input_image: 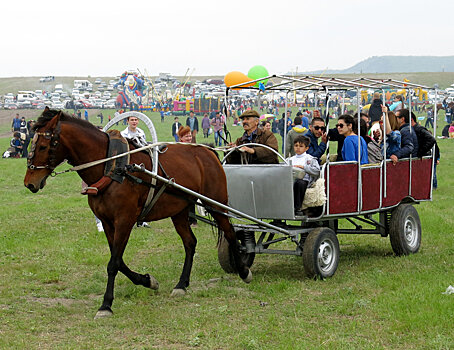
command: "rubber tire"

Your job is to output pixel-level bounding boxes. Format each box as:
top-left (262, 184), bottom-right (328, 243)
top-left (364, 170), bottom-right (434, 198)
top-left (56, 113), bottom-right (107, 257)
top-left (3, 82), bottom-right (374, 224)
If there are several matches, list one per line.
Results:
top-left (218, 232), bottom-right (255, 274)
top-left (389, 204), bottom-right (421, 256)
top-left (302, 227), bottom-right (340, 279)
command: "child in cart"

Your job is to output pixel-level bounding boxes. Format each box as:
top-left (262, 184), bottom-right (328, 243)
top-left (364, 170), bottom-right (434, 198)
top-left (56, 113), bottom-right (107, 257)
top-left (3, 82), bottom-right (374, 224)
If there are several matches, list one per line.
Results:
top-left (287, 135), bottom-right (320, 216)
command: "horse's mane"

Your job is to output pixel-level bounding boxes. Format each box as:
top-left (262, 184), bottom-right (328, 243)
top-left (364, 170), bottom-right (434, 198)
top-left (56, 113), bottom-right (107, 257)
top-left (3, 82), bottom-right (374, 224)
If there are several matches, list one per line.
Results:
top-left (33, 109), bottom-right (101, 133)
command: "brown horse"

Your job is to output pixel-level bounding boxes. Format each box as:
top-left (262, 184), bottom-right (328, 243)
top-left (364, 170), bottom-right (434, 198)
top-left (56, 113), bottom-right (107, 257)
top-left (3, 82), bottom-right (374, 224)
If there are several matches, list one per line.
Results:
top-left (24, 108), bottom-right (252, 318)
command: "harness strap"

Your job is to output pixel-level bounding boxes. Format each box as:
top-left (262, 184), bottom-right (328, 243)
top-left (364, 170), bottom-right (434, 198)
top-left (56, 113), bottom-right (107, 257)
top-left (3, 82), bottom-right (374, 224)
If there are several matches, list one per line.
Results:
top-left (141, 146), bottom-right (158, 220)
top-left (81, 176), bottom-right (113, 195)
top-left (137, 182), bottom-right (169, 222)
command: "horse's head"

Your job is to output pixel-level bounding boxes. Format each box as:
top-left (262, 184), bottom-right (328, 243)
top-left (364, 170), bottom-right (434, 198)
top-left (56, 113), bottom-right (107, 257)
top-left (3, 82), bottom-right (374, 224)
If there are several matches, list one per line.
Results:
top-left (24, 108), bottom-right (65, 193)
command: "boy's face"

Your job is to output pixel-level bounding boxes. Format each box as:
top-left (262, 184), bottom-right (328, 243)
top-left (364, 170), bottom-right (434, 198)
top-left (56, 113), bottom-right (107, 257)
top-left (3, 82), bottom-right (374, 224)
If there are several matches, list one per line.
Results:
top-left (294, 142), bottom-right (309, 155)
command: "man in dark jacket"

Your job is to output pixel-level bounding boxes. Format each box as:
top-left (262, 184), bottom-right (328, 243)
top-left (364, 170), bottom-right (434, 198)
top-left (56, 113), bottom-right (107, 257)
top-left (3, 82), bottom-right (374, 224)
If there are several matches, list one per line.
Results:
top-left (228, 110), bottom-right (278, 164)
top-left (185, 111), bottom-right (199, 143)
top-left (390, 109), bottom-right (419, 165)
top-left (410, 112), bottom-right (436, 158)
top-left (306, 117), bottom-right (327, 161)
top-left (368, 92), bottom-right (383, 124)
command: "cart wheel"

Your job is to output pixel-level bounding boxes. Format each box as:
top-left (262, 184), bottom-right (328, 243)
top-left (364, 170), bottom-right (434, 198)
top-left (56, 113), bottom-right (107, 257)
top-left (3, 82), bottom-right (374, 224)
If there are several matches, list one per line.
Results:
top-left (302, 227), bottom-right (339, 279)
top-left (218, 231), bottom-right (255, 274)
top-left (389, 204), bottom-right (421, 256)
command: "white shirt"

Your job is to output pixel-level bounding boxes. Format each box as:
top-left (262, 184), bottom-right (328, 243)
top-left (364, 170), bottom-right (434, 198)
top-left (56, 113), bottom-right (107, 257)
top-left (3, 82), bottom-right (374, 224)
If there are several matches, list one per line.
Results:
top-left (287, 152), bottom-right (320, 185)
top-left (121, 126), bottom-right (147, 147)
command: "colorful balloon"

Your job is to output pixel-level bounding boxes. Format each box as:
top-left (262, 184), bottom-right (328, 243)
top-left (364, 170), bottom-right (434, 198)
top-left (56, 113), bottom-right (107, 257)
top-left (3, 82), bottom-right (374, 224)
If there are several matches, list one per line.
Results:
top-left (247, 65), bottom-right (269, 87)
top-left (224, 71), bottom-right (254, 89)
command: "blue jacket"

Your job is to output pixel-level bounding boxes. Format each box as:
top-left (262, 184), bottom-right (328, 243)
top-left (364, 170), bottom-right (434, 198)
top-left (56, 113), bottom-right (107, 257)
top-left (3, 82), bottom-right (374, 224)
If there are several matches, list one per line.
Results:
top-left (12, 118), bottom-right (21, 130)
top-left (342, 135), bottom-right (368, 164)
top-left (393, 123), bottom-right (418, 159)
top-left (306, 130), bottom-right (326, 159)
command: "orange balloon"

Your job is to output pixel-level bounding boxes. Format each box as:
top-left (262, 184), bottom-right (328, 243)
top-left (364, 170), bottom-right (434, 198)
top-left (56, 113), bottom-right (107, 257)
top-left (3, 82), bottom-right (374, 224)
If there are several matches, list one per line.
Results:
top-left (224, 71), bottom-right (254, 89)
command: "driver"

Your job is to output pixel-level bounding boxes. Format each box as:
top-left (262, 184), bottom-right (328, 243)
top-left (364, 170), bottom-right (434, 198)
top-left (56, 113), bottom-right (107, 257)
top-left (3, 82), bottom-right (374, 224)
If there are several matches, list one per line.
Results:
top-left (229, 110), bottom-right (279, 164)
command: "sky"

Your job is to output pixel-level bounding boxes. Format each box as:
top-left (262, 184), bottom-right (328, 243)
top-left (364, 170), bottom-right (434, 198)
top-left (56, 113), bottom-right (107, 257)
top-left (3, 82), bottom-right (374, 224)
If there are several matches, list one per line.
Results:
top-left (2, 0), bottom-right (453, 78)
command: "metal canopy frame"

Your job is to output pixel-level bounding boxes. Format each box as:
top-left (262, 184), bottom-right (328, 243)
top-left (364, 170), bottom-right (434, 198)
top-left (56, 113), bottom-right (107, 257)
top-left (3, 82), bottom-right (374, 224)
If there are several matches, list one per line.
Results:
top-left (226, 74), bottom-right (435, 94)
top-left (225, 73), bottom-right (438, 217)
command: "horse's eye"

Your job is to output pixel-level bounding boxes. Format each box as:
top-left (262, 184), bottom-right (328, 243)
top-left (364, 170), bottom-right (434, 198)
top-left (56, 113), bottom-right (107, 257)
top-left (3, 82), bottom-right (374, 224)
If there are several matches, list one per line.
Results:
top-left (39, 145), bottom-right (47, 151)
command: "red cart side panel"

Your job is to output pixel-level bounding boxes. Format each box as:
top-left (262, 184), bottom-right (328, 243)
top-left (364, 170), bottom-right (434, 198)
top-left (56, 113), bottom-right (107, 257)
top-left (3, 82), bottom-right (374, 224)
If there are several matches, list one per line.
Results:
top-left (361, 167), bottom-right (381, 211)
top-left (328, 163), bottom-right (358, 214)
top-left (411, 158), bottom-right (432, 200)
top-left (382, 160), bottom-right (410, 207)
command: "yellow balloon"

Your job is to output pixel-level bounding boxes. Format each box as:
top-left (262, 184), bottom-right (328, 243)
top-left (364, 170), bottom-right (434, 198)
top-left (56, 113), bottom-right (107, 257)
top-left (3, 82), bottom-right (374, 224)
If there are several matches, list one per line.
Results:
top-left (224, 71), bottom-right (254, 89)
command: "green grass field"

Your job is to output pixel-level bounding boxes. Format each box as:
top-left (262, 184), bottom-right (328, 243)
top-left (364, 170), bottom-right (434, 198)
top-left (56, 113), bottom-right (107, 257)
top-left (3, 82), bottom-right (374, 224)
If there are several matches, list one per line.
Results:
top-left (1, 110), bottom-right (453, 349)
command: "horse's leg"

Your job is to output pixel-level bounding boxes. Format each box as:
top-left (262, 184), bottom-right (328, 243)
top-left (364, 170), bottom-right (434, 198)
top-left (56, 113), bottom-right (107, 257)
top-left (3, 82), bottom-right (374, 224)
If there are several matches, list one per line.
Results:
top-left (119, 260), bottom-right (159, 290)
top-left (95, 221), bottom-right (134, 319)
top-left (170, 209), bottom-right (197, 296)
top-left (210, 211), bottom-right (252, 283)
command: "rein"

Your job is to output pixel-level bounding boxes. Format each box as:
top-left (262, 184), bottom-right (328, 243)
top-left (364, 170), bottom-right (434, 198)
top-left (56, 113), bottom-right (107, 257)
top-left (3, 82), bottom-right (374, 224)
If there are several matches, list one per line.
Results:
top-left (50, 141), bottom-right (231, 177)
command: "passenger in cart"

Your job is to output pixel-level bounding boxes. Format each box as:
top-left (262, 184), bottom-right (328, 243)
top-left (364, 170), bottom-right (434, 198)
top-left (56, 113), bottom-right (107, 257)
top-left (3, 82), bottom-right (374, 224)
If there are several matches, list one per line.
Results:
top-left (390, 109), bottom-right (419, 165)
top-left (286, 135), bottom-right (320, 216)
top-left (306, 117), bottom-right (327, 162)
top-left (336, 114), bottom-right (368, 164)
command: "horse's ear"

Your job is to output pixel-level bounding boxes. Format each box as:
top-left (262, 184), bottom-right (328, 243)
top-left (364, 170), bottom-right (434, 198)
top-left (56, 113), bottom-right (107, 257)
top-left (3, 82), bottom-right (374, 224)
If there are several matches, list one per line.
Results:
top-left (47, 111), bottom-right (62, 129)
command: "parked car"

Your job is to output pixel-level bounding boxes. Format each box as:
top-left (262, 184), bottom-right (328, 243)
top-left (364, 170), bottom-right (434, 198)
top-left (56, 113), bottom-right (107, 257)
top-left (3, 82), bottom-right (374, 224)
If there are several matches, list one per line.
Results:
top-left (52, 101), bottom-right (65, 109)
top-left (76, 99), bottom-right (93, 108)
top-left (104, 100), bottom-right (116, 109)
top-left (17, 100), bottom-right (32, 109)
top-left (94, 78), bottom-right (102, 84)
top-left (92, 99), bottom-right (104, 108)
top-left (39, 76), bottom-right (54, 82)
top-left (5, 103), bottom-right (18, 109)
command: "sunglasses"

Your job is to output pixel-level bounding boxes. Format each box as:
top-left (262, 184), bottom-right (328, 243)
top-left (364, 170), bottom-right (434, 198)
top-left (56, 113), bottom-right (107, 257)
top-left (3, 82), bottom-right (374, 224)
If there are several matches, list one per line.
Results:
top-left (313, 126), bottom-right (326, 131)
top-left (336, 123), bottom-right (346, 128)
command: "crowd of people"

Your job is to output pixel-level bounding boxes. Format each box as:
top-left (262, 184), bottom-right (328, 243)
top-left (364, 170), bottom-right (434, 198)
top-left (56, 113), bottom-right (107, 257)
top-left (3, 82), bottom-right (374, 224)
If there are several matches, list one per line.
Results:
top-left (7, 96), bottom-right (442, 222)
top-left (4, 113), bottom-right (35, 158)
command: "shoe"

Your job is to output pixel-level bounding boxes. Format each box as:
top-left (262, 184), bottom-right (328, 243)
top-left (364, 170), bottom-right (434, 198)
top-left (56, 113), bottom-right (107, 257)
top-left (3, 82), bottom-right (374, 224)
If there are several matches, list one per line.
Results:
top-left (190, 222), bottom-right (198, 228)
top-left (96, 222), bottom-right (104, 232)
top-left (294, 210), bottom-right (304, 217)
top-left (137, 222), bottom-right (151, 228)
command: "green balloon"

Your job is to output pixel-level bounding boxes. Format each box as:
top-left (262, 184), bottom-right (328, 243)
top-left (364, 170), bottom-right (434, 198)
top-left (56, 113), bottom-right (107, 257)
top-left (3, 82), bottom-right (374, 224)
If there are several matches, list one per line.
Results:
top-left (247, 65), bottom-right (269, 87)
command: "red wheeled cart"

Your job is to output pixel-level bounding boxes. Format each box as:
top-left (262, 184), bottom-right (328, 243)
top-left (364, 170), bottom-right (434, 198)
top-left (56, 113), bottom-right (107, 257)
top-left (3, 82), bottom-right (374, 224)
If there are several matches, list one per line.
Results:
top-left (211, 76), bottom-right (437, 278)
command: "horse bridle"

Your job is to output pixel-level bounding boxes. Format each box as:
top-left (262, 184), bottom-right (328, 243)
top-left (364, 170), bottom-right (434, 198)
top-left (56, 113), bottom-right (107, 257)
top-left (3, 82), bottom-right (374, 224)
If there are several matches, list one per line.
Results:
top-left (27, 120), bottom-right (61, 172)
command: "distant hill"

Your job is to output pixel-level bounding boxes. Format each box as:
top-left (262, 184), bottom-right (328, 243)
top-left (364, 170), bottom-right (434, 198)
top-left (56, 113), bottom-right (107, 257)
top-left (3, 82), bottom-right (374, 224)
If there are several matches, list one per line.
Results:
top-left (302, 56), bottom-right (454, 74)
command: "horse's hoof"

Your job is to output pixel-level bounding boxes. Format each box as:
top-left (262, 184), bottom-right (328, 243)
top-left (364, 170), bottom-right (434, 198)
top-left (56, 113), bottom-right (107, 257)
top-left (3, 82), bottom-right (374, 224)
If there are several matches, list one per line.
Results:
top-left (170, 288), bottom-right (186, 297)
top-left (94, 309), bottom-right (113, 319)
top-left (242, 269), bottom-right (253, 284)
top-left (146, 274), bottom-right (159, 290)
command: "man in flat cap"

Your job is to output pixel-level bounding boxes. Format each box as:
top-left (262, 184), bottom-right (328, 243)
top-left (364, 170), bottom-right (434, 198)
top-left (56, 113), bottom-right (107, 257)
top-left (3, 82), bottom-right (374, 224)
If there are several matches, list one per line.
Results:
top-left (227, 110), bottom-right (279, 164)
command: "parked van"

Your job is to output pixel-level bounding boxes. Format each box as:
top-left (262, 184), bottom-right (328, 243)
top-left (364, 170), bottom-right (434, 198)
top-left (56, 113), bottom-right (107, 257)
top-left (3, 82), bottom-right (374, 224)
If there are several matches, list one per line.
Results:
top-left (17, 91), bottom-right (37, 102)
top-left (55, 84), bottom-right (63, 93)
top-left (74, 80), bottom-right (91, 90)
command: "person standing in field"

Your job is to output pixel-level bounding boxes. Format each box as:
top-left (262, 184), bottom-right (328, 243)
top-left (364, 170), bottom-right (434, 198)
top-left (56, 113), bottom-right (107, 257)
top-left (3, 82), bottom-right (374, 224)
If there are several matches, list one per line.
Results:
top-left (185, 111), bottom-right (199, 143)
top-left (201, 113), bottom-right (211, 138)
top-left (171, 117), bottom-right (182, 142)
top-left (211, 112), bottom-right (225, 146)
top-left (11, 113), bottom-right (21, 132)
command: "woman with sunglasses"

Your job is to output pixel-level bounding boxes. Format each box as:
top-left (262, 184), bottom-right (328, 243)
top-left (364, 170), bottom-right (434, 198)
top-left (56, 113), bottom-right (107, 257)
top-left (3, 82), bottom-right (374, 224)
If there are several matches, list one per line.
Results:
top-left (336, 114), bottom-right (368, 165)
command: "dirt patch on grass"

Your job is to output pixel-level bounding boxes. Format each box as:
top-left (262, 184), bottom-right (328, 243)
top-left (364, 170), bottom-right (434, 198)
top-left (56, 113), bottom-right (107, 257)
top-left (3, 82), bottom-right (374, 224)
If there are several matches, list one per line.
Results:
top-left (24, 294), bottom-right (100, 308)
